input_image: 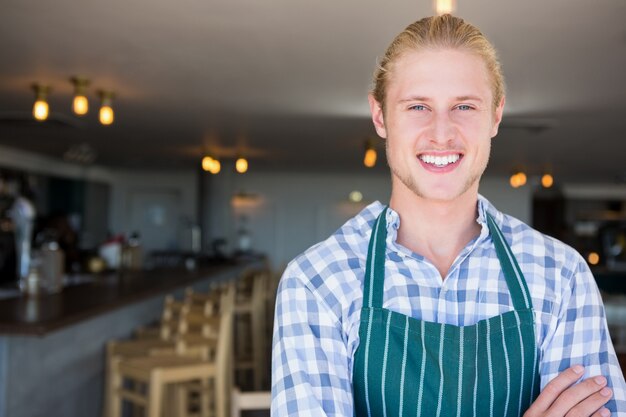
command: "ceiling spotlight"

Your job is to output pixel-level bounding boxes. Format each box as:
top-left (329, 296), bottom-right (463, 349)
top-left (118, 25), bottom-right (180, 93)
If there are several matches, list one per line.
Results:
top-left (32, 84), bottom-right (50, 121)
top-left (434, 0), bottom-right (456, 15)
top-left (363, 139), bottom-right (377, 168)
top-left (235, 157), bottom-right (248, 174)
top-left (70, 77), bottom-right (90, 116)
top-left (98, 90), bottom-right (115, 125)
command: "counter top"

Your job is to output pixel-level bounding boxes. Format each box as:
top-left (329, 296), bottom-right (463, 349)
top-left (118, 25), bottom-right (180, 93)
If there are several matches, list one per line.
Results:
top-left (0, 260), bottom-right (260, 336)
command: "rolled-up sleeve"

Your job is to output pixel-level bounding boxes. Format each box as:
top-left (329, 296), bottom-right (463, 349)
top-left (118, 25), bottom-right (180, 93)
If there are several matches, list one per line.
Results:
top-left (539, 255), bottom-right (626, 414)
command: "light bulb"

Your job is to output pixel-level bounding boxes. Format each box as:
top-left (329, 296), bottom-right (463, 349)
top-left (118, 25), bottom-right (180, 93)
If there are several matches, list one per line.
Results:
top-left (541, 174), bottom-right (554, 188)
top-left (71, 77), bottom-right (90, 116)
top-left (510, 174), bottom-right (520, 188)
top-left (33, 100), bottom-right (49, 121)
top-left (235, 158), bottom-right (248, 174)
top-left (364, 148), bottom-right (377, 168)
top-left (202, 156), bottom-right (214, 172)
top-left (349, 191), bottom-right (363, 203)
top-left (517, 172), bottom-right (527, 186)
top-left (434, 0), bottom-right (455, 15)
top-left (32, 84), bottom-right (50, 121)
top-left (98, 90), bottom-right (115, 125)
top-left (73, 95), bottom-right (88, 115)
top-left (587, 252), bottom-right (600, 266)
top-left (209, 159), bottom-right (221, 174)
top-left (99, 105), bottom-right (114, 125)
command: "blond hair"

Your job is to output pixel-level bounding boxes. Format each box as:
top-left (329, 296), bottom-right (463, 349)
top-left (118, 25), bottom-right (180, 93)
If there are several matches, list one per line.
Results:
top-left (372, 14), bottom-right (505, 111)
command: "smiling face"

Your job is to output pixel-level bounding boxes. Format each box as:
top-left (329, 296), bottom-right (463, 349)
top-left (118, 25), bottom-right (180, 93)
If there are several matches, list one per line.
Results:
top-left (369, 48), bottom-right (505, 204)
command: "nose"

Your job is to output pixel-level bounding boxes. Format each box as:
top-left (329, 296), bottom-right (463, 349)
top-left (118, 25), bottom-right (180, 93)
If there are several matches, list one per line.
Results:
top-left (429, 111), bottom-right (455, 145)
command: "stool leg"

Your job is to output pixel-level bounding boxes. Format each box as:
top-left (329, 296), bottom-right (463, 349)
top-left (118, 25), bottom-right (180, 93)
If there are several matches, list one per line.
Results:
top-left (110, 363), bottom-right (122, 417)
top-left (148, 374), bottom-right (163, 417)
top-left (200, 378), bottom-right (210, 417)
top-left (174, 384), bottom-right (187, 417)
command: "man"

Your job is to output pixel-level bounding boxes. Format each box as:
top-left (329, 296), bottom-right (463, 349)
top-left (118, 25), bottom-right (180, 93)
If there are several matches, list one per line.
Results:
top-left (271, 14), bottom-right (626, 416)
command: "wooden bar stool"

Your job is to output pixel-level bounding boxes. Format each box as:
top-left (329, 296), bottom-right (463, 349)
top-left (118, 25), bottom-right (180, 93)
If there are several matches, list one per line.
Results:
top-left (104, 289), bottom-right (220, 417)
top-left (111, 284), bottom-right (235, 417)
top-left (233, 269), bottom-right (269, 391)
top-left (230, 387), bottom-right (271, 417)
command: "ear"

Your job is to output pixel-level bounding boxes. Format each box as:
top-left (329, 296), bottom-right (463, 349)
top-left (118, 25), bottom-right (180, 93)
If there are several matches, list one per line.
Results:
top-left (368, 94), bottom-right (387, 139)
top-left (490, 96), bottom-right (506, 138)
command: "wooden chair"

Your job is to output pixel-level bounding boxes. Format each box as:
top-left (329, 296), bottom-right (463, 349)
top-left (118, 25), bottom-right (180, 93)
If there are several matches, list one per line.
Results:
top-left (111, 284), bottom-right (235, 417)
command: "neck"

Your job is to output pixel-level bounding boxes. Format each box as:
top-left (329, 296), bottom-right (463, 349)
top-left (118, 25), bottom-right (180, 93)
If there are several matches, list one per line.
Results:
top-left (389, 183), bottom-right (481, 279)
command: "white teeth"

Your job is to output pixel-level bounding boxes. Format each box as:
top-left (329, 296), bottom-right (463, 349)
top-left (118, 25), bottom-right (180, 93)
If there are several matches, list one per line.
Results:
top-left (419, 154), bottom-right (460, 167)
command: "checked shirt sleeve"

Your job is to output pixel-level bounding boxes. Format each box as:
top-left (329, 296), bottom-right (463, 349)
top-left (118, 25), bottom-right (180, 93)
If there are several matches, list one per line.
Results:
top-left (539, 254), bottom-right (626, 415)
top-left (271, 273), bottom-right (354, 417)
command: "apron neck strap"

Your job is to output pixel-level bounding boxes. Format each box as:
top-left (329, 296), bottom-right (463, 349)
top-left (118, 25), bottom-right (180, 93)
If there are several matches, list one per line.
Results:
top-left (363, 207), bottom-right (388, 309)
top-left (486, 213), bottom-right (534, 311)
top-left (363, 208), bottom-right (533, 312)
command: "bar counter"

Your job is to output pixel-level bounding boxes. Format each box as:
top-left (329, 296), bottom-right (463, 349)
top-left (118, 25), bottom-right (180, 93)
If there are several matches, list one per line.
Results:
top-left (0, 259), bottom-right (264, 417)
top-left (0, 261), bottom-right (257, 336)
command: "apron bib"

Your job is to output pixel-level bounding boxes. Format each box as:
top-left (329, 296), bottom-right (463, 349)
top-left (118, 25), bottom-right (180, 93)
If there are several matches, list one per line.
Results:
top-left (352, 208), bottom-right (540, 417)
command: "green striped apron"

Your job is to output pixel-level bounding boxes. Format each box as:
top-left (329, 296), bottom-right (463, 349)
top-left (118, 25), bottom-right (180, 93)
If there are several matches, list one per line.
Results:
top-left (353, 208), bottom-right (540, 417)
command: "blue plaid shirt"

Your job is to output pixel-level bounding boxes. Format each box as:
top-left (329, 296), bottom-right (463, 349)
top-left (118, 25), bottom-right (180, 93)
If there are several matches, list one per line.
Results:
top-left (271, 196), bottom-right (626, 416)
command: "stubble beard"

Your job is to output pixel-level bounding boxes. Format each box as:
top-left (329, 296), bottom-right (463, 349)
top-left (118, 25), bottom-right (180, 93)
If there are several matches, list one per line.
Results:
top-left (387, 144), bottom-right (489, 202)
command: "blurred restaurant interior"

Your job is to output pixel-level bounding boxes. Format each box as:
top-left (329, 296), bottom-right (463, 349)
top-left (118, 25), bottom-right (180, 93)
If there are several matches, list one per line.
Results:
top-left (1, 0), bottom-right (626, 416)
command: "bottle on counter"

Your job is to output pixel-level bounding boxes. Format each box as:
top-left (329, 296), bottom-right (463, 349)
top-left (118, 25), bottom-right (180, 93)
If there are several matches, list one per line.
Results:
top-left (40, 241), bottom-right (65, 293)
top-left (237, 215), bottom-right (252, 254)
top-left (122, 231), bottom-right (143, 270)
top-left (99, 234), bottom-right (123, 270)
top-left (20, 254), bottom-right (42, 297)
top-left (10, 195), bottom-right (36, 287)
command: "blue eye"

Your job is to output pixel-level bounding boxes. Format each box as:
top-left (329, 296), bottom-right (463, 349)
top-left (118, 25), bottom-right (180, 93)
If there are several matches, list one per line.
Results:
top-left (457, 105), bottom-right (472, 111)
top-left (409, 104), bottom-right (427, 111)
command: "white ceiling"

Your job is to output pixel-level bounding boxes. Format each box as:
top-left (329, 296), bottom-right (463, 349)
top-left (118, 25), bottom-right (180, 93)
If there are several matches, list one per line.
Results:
top-left (1, 0), bottom-right (625, 183)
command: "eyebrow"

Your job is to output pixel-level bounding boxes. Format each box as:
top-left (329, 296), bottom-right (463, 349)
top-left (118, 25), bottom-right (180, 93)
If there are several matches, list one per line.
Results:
top-left (398, 95), bottom-right (484, 103)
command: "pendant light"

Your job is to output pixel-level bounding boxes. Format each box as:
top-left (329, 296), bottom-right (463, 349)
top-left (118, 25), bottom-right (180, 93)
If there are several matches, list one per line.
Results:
top-left (70, 77), bottom-right (90, 116)
top-left (32, 84), bottom-right (50, 121)
top-left (235, 157), bottom-right (248, 174)
top-left (363, 139), bottom-right (377, 168)
top-left (541, 173), bottom-right (554, 188)
top-left (202, 156), bottom-right (221, 174)
top-left (98, 90), bottom-right (115, 125)
top-left (434, 0), bottom-right (456, 15)
top-left (509, 171), bottom-right (527, 188)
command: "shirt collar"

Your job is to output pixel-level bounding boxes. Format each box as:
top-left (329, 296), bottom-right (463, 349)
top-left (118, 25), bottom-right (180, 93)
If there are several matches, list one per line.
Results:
top-left (369, 194), bottom-right (504, 248)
